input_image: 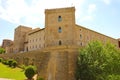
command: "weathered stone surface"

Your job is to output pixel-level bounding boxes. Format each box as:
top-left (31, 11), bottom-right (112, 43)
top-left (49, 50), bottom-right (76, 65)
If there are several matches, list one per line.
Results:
top-left (0, 47), bottom-right (78, 80)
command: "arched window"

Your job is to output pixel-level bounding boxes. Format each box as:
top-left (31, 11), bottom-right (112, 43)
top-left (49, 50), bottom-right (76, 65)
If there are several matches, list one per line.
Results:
top-left (59, 40), bottom-right (62, 45)
top-left (58, 27), bottom-right (62, 33)
top-left (80, 34), bottom-right (82, 39)
top-left (58, 16), bottom-right (62, 22)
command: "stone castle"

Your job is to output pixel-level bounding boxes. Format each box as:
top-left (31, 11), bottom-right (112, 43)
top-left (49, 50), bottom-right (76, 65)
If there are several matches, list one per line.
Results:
top-left (1, 7), bottom-right (120, 53)
top-left (1, 7), bottom-right (120, 80)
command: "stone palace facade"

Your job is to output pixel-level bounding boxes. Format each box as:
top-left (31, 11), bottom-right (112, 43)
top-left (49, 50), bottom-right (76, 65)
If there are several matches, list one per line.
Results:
top-left (2, 7), bottom-right (120, 53)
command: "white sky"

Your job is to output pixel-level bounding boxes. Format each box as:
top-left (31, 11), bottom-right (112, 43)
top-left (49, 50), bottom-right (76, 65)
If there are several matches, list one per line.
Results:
top-left (0, 0), bottom-right (94, 28)
top-left (0, 0), bottom-right (120, 45)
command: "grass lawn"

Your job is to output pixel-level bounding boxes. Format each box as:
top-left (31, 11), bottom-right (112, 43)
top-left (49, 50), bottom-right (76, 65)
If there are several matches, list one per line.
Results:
top-left (0, 63), bottom-right (26, 80)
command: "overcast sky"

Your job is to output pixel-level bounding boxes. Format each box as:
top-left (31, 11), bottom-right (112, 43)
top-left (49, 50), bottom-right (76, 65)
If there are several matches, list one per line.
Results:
top-left (0, 0), bottom-right (120, 45)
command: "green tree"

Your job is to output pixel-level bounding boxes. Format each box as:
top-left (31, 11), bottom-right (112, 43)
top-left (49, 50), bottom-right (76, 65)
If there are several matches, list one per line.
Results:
top-left (76, 41), bottom-right (120, 80)
top-left (24, 65), bottom-right (36, 80)
top-left (0, 48), bottom-right (5, 54)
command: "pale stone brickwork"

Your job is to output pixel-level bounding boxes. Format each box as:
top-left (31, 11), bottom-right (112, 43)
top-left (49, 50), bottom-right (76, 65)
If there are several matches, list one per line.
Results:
top-left (13, 25), bottom-right (32, 53)
top-left (75, 25), bottom-right (118, 47)
top-left (6, 42), bottom-right (14, 53)
top-left (3, 7), bottom-right (119, 53)
top-left (2, 39), bottom-right (13, 53)
top-left (45, 7), bottom-right (76, 47)
top-left (2, 39), bottom-right (13, 49)
top-left (27, 28), bottom-right (45, 51)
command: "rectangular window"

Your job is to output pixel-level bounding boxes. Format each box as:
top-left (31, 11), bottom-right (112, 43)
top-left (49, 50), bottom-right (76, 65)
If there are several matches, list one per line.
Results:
top-left (59, 40), bottom-right (62, 45)
top-left (80, 42), bottom-right (82, 46)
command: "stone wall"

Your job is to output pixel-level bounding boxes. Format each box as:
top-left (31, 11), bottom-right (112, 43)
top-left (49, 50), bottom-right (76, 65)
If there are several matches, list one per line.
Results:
top-left (0, 47), bottom-right (79, 80)
top-left (0, 50), bottom-right (51, 79)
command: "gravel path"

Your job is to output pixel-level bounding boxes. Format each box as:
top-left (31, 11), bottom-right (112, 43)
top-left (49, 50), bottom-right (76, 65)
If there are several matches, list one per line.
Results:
top-left (0, 78), bottom-right (14, 80)
top-left (0, 74), bottom-right (37, 80)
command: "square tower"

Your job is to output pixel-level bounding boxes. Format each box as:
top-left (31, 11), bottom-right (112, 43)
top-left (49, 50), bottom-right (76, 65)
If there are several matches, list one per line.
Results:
top-left (14, 25), bottom-right (32, 53)
top-left (45, 7), bottom-right (76, 47)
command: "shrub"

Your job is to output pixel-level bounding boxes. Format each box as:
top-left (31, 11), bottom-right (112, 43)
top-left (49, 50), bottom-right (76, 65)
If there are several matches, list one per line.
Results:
top-left (24, 65), bottom-right (36, 80)
top-left (1, 59), bottom-right (18, 68)
top-left (0, 58), bottom-right (3, 62)
top-left (2, 60), bottom-right (8, 65)
top-left (12, 61), bottom-right (17, 68)
top-left (0, 48), bottom-right (5, 54)
top-left (8, 59), bottom-right (13, 67)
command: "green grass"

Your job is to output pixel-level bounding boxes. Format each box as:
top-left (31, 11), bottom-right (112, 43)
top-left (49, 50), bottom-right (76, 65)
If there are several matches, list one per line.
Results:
top-left (0, 63), bottom-right (26, 80)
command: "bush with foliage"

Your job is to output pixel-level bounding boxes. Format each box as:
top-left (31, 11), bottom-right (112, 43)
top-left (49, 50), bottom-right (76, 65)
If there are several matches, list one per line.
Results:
top-left (8, 59), bottom-right (14, 67)
top-left (0, 48), bottom-right (5, 54)
top-left (12, 60), bottom-right (17, 68)
top-left (0, 58), bottom-right (3, 62)
top-left (24, 65), bottom-right (37, 80)
top-left (76, 41), bottom-right (120, 80)
top-left (2, 60), bottom-right (8, 65)
top-left (0, 58), bottom-right (18, 68)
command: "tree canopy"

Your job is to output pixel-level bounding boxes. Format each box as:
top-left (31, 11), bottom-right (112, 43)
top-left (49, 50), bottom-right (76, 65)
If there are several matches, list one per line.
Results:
top-left (76, 41), bottom-right (120, 80)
